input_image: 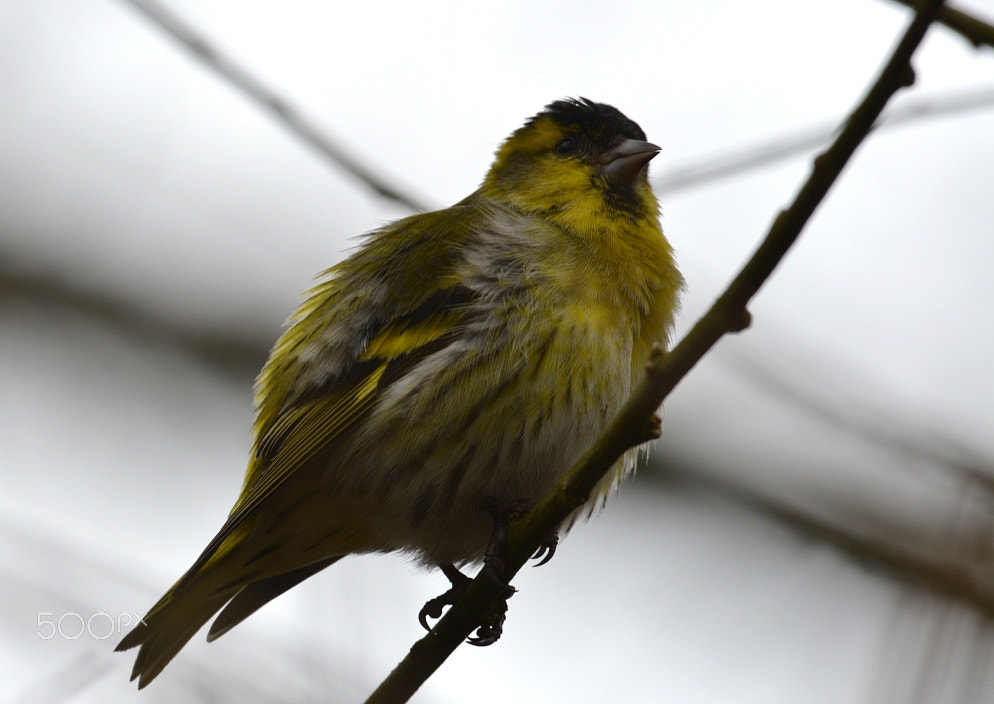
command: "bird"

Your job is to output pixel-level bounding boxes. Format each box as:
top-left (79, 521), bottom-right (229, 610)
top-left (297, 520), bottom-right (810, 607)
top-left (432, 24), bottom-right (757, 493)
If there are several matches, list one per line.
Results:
top-left (117, 97), bottom-right (683, 688)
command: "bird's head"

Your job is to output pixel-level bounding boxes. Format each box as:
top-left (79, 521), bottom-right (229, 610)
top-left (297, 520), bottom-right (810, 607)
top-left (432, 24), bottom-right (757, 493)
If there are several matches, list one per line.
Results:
top-left (481, 98), bottom-right (660, 229)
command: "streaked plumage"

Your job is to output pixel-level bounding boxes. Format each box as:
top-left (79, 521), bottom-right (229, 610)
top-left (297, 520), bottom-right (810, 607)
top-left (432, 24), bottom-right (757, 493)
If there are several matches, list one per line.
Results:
top-left (118, 98), bottom-right (682, 687)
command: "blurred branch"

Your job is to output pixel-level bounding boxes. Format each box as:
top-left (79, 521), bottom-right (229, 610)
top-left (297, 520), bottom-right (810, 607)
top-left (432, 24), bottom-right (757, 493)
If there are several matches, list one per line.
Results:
top-left (655, 86), bottom-right (994, 193)
top-left (12, 6), bottom-right (988, 368)
top-left (884, 0), bottom-right (994, 48)
top-left (658, 465), bottom-right (994, 621)
top-left (116, 0), bottom-right (431, 212)
top-left (730, 348), bottom-right (994, 503)
top-left (0, 261), bottom-right (267, 381)
top-left (364, 1), bottom-right (948, 702)
top-left (663, 459), bottom-right (994, 703)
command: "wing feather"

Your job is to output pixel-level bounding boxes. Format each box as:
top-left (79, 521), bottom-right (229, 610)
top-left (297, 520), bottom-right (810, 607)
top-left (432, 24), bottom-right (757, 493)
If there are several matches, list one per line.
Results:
top-left (177, 203), bottom-right (486, 578)
top-left (190, 283), bottom-right (478, 574)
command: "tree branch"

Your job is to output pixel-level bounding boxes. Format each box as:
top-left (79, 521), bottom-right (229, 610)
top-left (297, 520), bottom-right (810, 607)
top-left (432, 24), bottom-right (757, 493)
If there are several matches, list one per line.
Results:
top-left (116, 0), bottom-right (431, 212)
top-left (363, 0), bottom-right (948, 702)
top-left (885, 0), bottom-right (994, 49)
top-left (655, 86), bottom-right (994, 194)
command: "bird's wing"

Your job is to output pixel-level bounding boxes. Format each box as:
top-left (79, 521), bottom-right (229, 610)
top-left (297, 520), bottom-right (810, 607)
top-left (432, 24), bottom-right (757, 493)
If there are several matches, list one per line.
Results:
top-left (234, 286), bottom-right (474, 525)
top-left (187, 208), bottom-right (482, 575)
top-left (115, 273), bottom-right (479, 683)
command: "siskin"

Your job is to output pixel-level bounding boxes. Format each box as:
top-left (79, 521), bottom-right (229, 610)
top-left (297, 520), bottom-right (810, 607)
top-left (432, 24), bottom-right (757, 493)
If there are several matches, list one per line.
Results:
top-left (118, 97), bottom-right (683, 687)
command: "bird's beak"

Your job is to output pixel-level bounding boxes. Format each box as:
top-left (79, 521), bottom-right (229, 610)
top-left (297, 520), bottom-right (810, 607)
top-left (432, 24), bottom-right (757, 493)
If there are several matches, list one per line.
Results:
top-left (596, 139), bottom-right (661, 184)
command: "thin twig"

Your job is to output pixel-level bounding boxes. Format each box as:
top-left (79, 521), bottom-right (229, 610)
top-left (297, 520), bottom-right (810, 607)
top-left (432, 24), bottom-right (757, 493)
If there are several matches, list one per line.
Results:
top-left (885, 0), bottom-right (994, 49)
top-left (363, 1), bottom-right (948, 702)
top-left (662, 467), bottom-right (994, 621)
top-left (656, 86), bottom-right (994, 193)
top-left (116, 0), bottom-right (431, 212)
top-left (0, 264), bottom-right (267, 380)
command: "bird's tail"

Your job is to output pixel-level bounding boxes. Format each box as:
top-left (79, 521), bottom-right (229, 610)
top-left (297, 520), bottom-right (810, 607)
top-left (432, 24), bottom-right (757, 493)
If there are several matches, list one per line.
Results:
top-left (116, 579), bottom-right (232, 689)
top-left (117, 555), bottom-right (343, 688)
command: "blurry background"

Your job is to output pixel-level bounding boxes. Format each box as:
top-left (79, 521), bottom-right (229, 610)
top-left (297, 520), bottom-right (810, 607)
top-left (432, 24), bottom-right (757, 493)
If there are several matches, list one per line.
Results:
top-left (2, 0), bottom-right (994, 702)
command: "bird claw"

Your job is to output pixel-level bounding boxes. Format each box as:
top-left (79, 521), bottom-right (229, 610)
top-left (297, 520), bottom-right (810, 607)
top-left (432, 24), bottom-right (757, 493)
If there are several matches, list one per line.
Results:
top-left (467, 598), bottom-right (508, 646)
top-left (419, 564), bottom-right (472, 631)
top-left (418, 563), bottom-right (514, 647)
top-left (531, 532), bottom-right (559, 567)
top-left (467, 621), bottom-right (503, 646)
top-left (418, 594), bottom-right (451, 631)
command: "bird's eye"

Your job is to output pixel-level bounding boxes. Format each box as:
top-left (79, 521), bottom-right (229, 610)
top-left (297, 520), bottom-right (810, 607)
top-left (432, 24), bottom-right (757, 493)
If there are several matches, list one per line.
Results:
top-left (555, 137), bottom-right (576, 156)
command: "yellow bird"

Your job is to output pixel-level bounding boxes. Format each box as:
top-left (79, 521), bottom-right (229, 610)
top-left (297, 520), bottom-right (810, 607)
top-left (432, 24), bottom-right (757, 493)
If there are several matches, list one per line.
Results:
top-left (118, 98), bottom-right (683, 687)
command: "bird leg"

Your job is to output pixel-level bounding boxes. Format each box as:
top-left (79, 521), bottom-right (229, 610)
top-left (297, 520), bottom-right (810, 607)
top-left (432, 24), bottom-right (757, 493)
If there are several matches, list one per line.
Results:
top-left (482, 498), bottom-right (560, 574)
top-left (465, 500), bottom-right (559, 646)
top-left (418, 501), bottom-right (561, 645)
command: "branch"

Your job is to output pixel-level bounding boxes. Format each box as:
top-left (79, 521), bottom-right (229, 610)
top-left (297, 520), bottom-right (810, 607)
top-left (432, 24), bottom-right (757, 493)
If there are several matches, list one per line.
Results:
top-left (0, 262), bottom-right (267, 380)
top-left (885, 0), bottom-right (994, 49)
top-left (655, 86), bottom-right (994, 194)
top-left (363, 0), bottom-right (948, 702)
top-left (659, 0), bottom-right (994, 194)
top-left (116, 0), bottom-right (431, 212)
top-left (661, 466), bottom-right (994, 621)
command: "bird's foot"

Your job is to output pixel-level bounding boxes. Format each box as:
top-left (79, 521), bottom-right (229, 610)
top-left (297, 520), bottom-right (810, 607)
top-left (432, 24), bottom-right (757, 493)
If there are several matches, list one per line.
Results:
top-left (419, 500), bottom-right (559, 645)
top-left (418, 563), bottom-right (514, 646)
top-left (418, 563), bottom-right (471, 631)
